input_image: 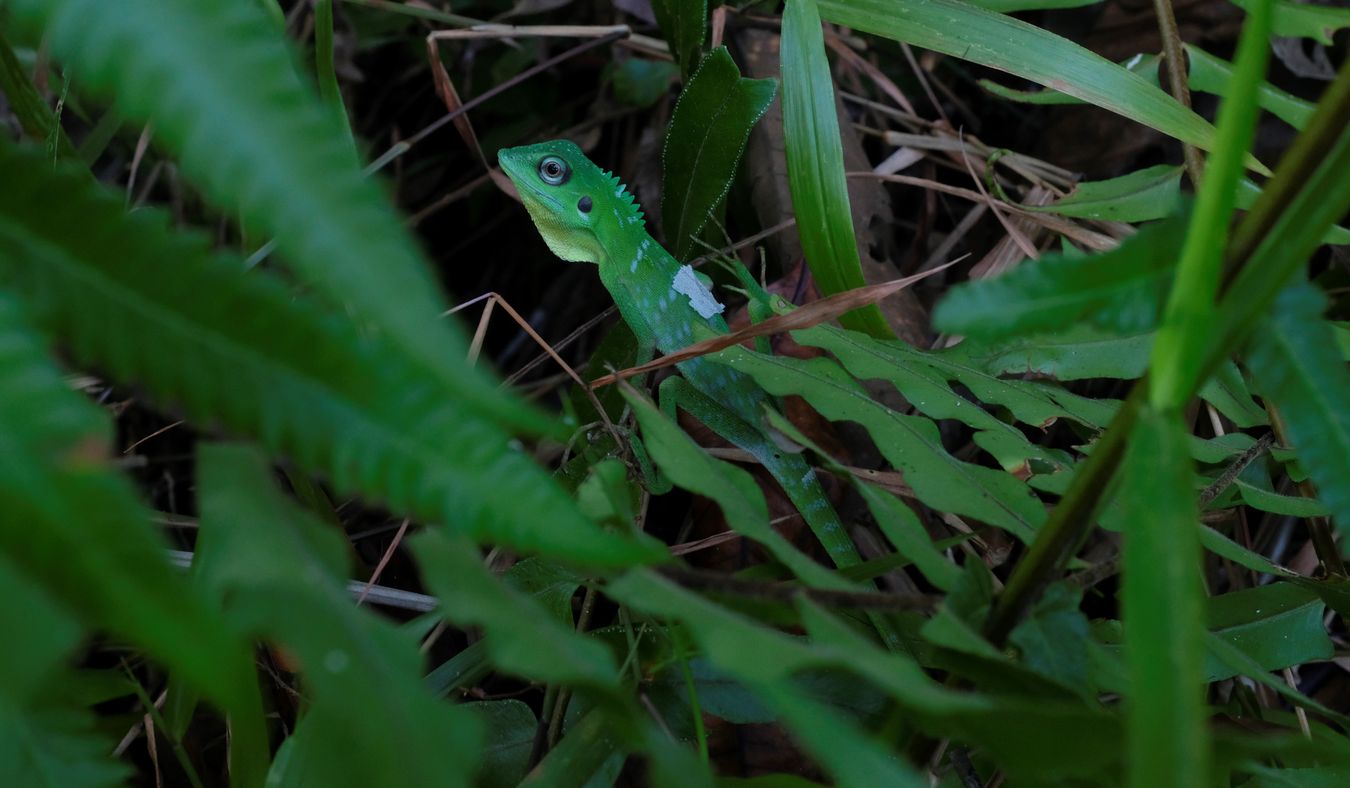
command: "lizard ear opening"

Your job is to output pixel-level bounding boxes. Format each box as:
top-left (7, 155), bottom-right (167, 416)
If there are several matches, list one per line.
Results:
top-left (577, 196), bottom-right (592, 214)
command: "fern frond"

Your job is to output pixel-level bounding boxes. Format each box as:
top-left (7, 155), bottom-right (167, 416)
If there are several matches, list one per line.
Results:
top-left (0, 294), bottom-right (254, 712)
top-left (0, 142), bottom-right (660, 568)
top-left (6, 0), bottom-right (554, 436)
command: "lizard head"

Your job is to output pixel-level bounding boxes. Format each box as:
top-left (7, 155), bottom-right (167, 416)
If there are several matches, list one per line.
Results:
top-left (498, 140), bottom-right (643, 265)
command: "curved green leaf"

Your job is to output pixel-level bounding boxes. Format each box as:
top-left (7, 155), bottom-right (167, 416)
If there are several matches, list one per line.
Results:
top-left (1033, 165), bottom-right (1183, 223)
top-left (650, 0), bottom-right (707, 76)
top-left (0, 143), bottom-right (661, 567)
top-left (817, 0), bottom-right (1223, 156)
top-left (197, 443), bottom-right (481, 788)
top-left (7, 0), bottom-right (553, 436)
top-left (1232, 0), bottom-right (1350, 45)
top-left (663, 47), bottom-right (777, 261)
top-left (781, 0), bottom-right (892, 337)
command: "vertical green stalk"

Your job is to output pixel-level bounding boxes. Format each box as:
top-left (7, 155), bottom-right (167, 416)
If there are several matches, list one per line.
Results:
top-left (1149, 0), bottom-right (1273, 409)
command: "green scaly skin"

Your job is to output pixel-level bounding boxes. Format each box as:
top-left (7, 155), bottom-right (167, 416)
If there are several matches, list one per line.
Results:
top-left (499, 140), bottom-right (867, 577)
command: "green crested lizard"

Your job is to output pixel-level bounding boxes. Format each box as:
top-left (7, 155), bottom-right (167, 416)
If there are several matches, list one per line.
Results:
top-left (498, 140), bottom-right (869, 578)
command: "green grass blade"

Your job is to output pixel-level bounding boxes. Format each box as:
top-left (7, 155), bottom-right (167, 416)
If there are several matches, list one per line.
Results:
top-left (1231, 0), bottom-right (1350, 45)
top-left (6, 0), bottom-right (554, 436)
top-left (1149, 0), bottom-right (1274, 409)
top-left (1120, 407), bottom-right (1208, 787)
top-left (817, 0), bottom-right (1226, 159)
top-left (0, 143), bottom-right (660, 566)
top-left (0, 31), bottom-right (76, 159)
top-left (781, 0), bottom-right (891, 337)
top-left (196, 443), bottom-right (483, 788)
top-left (1246, 283), bottom-right (1350, 532)
top-left (662, 47), bottom-right (776, 261)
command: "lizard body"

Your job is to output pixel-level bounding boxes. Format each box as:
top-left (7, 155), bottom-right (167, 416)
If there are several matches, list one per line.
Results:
top-left (499, 140), bottom-right (862, 572)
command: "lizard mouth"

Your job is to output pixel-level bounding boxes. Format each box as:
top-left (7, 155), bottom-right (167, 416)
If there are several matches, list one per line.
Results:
top-left (497, 148), bottom-right (562, 213)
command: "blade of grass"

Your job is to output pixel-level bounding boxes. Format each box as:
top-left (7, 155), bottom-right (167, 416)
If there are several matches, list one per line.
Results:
top-left (781, 0), bottom-right (892, 337)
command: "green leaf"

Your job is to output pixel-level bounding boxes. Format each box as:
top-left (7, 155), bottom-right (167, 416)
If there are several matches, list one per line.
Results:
top-left (7, 0), bottom-right (552, 436)
top-left (1204, 583), bottom-right (1332, 682)
top-left (1120, 407), bottom-right (1209, 787)
top-left (781, 0), bottom-right (891, 337)
top-left (1031, 165), bottom-right (1183, 223)
top-left (1232, 0), bottom-right (1350, 45)
top-left (413, 530), bottom-right (621, 689)
top-left (503, 558), bottom-right (585, 627)
top-left (196, 443), bottom-right (482, 788)
top-left (462, 701), bottom-right (536, 788)
top-left (1246, 283), bottom-right (1350, 533)
top-left (662, 47), bottom-right (777, 261)
top-left (0, 703), bottom-right (127, 788)
top-left (0, 295), bottom-right (257, 716)
top-left (1008, 582), bottom-right (1092, 696)
top-left (650, 0), bottom-right (707, 76)
top-left (817, 0), bottom-right (1225, 158)
top-left (620, 385), bottom-right (844, 589)
top-left (715, 346), bottom-right (1046, 540)
top-left (1186, 45), bottom-right (1314, 130)
top-left (933, 213), bottom-right (1187, 340)
top-left (0, 143), bottom-right (658, 566)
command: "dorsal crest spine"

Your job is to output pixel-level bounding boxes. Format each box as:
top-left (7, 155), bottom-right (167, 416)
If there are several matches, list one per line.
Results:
top-left (601, 169), bottom-right (645, 227)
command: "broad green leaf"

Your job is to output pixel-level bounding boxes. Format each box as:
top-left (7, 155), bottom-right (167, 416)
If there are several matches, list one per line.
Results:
top-left (1204, 584), bottom-right (1332, 681)
top-left (502, 558), bottom-right (585, 627)
top-left (1231, 478), bottom-right (1329, 517)
top-left (413, 531), bottom-right (621, 689)
top-left (662, 47), bottom-right (777, 261)
top-left (715, 347), bottom-right (1046, 540)
top-left (1204, 633), bottom-right (1349, 727)
top-left (620, 385), bottom-right (845, 589)
top-left (1232, 0), bottom-right (1350, 45)
top-left (7, 0), bottom-right (552, 436)
top-left (1150, 0), bottom-right (1273, 409)
top-left (0, 703), bottom-right (126, 788)
top-left (817, 0), bottom-right (1225, 157)
top-left (196, 443), bottom-right (482, 788)
top-left (1031, 165), bottom-right (1183, 223)
top-left (1120, 407), bottom-right (1208, 788)
top-left (1008, 582), bottom-right (1092, 697)
top-left (781, 0), bottom-right (891, 337)
top-left (1246, 283), bottom-right (1350, 533)
top-left (0, 295), bottom-right (256, 715)
top-left (0, 143), bottom-right (659, 566)
top-left (650, 0), bottom-right (706, 76)
top-left (462, 701), bottom-right (536, 788)
top-left (933, 212), bottom-right (1187, 340)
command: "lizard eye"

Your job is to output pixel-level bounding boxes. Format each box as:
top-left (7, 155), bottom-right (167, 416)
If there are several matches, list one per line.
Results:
top-left (538, 156), bottom-right (570, 186)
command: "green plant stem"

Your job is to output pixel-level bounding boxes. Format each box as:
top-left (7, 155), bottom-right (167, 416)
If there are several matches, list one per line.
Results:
top-left (1152, 0), bottom-right (1205, 186)
top-left (985, 383), bottom-right (1144, 645)
top-left (985, 57), bottom-right (1350, 645)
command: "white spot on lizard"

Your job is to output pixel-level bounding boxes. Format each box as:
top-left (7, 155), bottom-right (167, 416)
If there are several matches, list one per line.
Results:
top-left (671, 265), bottom-right (725, 319)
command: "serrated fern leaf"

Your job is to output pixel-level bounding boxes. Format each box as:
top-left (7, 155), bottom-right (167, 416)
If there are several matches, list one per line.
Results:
top-left (6, 0), bottom-right (551, 436)
top-left (197, 444), bottom-right (481, 788)
top-left (0, 295), bottom-right (253, 711)
top-left (1246, 283), bottom-right (1350, 532)
top-left (0, 143), bottom-right (658, 567)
